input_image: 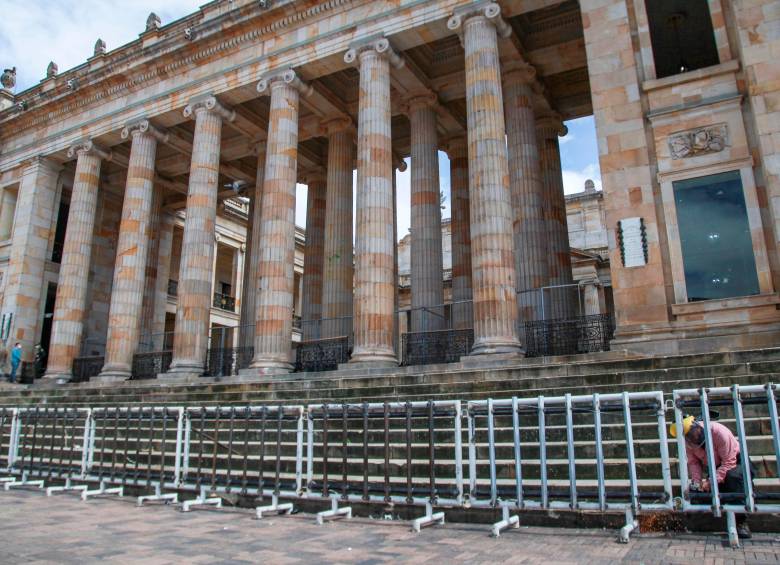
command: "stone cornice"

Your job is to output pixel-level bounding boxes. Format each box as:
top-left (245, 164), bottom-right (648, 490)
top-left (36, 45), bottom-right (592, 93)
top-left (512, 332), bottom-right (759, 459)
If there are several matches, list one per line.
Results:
top-left (0, 0), bottom-right (350, 132)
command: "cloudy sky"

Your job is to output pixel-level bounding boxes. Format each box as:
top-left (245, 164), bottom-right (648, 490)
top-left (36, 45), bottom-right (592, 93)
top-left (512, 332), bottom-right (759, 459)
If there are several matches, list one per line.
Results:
top-left (0, 0), bottom-right (602, 237)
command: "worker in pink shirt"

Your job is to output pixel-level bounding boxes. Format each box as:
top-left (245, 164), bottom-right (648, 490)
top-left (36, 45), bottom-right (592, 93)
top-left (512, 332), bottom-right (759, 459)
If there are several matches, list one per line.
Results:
top-left (671, 415), bottom-right (756, 539)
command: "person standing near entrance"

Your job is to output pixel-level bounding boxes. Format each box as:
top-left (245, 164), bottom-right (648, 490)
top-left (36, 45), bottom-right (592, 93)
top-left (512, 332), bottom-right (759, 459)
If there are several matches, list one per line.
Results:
top-left (9, 342), bottom-right (22, 383)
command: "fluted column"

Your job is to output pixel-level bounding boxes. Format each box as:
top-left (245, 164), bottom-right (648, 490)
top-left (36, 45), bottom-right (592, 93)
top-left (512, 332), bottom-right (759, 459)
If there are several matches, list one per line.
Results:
top-left (167, 95), bottom-right (235, 378)
top-left (537, 114), bottom-right (574, 319)
top-left (321, 119), bottom-right (355, 340)
top-left (301, 169), bottom-right (326, 341)
top-left (100, 120), bottom-right (166, 380)
top-left (446, 136), bottom-right (472, 330)
top-left (44, 141), bottom-right (108, 381)
top-left (344, 37), bottom-right (404, 367)
top-left (138, 184), bottom-right (163, 347)
top-left (151, 210), bottom-right (175, 350)
top-left (408, 94), bottom-right (445, 332)
top-left (448, 3), bottom-right (522, 356)
top-left (239, 145), bottom-right (266, 349)
top-left (249, 70), bottom-right (311, 374)
top-left (505, 66), bottom-right (549, 322)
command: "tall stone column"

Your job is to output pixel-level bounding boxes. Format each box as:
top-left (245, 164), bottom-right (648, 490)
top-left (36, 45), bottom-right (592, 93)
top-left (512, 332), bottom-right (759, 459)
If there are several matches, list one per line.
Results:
top-left (151, 210), bottom-right (175, 350)
top-left (138, 184), bottom-right (163, 348)
top-left (446, 136), bottom-right (472, 330)
top-left (239, 146), bottom-right (266, 349)
top-left (448, 4), bottom-right (522, 356)
top-left (321, 119), bottom-right (355, 340)
top-left (44, 141), bottom-right (108, 381)
top-left (408, 94), bottom-right (445, 332)
top-left (344, 37), bottom-right (404, 367)
top-left (1, 157), bottom-right (61, 362)
top-left (504, 65), bottom-right (549, 322)
top-left (167, 95), bottom-right (235, 378)
top-left (100, 120), bottom-right (166, 380)
top-left (301, 169), bottom-right (326, 341)
top-left (537, 114), bottom-right (574, 319)
top-left (249, 70), bottom-right (311, 374)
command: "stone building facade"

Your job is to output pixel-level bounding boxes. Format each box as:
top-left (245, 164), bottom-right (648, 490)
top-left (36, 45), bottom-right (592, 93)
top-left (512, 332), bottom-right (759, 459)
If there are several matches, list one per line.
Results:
top-left (0, 0), bottom-right (777, 382)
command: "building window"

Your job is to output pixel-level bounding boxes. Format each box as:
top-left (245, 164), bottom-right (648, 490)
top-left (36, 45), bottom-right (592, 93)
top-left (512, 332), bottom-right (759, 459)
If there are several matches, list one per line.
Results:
top-left (0, 187), bottom-right (18, 241)
top-left (673, 171), bottom-right (759, 302)
top-left (646, 0), bottom-right (719, 79)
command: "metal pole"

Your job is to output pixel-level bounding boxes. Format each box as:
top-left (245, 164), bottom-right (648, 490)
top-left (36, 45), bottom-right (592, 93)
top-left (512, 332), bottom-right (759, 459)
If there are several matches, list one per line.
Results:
top-left (731, 385), bottom-right (754, 513)
top-left (487, 398), bottom-right (497, 506)
top-left (767, 384), bottom-right (780, 480)
top-left (564, 393), bottom-right (577, 509)
top-left (622, 392), bottom-right (639, 515)
top-left (593, 394), bottom-right (606, 511)
top-left (700, 388), bottom-right (721, 517)
top-left (537, 396), bottom-right (548, 509)
top-left (511, 396), bottom-right (522, 508)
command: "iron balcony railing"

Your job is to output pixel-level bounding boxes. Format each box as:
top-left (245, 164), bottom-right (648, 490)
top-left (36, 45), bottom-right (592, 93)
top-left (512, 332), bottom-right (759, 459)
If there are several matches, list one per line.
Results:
top-left (213, 293), bottom-right (236, 312)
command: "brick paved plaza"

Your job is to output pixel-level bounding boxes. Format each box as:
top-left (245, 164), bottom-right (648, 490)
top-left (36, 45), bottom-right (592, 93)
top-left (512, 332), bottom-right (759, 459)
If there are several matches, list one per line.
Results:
top-left (0, 490), bottom-right (778, 564)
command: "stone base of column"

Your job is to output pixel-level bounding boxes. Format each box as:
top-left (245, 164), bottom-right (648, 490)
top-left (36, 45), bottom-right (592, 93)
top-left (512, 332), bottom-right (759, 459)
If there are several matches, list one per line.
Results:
top-left (245, 357), bottom-right (294, 376)
top-left (162, 361), bottom-right (204, 381)
top-left (95, 371), bottom-right (131, 383)
top-left (346, 350), bottom-right (398, 369)
top-left (469, 339), bottom-right (525, 357)
top-left (41, 372), bottom-right (72, 385)
top-left (97, 365), bottom-right (131, 382)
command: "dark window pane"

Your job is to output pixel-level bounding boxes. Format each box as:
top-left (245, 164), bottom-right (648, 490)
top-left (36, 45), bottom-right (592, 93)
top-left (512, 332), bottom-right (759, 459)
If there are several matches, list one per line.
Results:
top-left (646, 0), bottom-right (720, 79)
top-left (673, 171), bottom-right (759, 302)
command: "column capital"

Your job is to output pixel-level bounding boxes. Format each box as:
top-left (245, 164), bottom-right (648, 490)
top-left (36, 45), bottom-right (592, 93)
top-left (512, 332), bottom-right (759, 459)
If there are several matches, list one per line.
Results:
top-left (257, 68), bottom-right (313, 97)
top-left (447, 1), bottom-right (512, 39)
top-left (536, 113), bottom-right (568, 138)
top-left (344, 36), bottom-right (404, 70)
top-left (303, 167), bottom-right (327, 185)
top-left (503, 63), bottom-right (536, 87)
top-left (183, 94), bottom-right (235, 122)
top-left (394, 154), bottom-right (407, 173)
top-left (442, 134), bottom-right (467, 159)
top-left (404, 92), bottom-right (438, 113)
top-left (121, 119), bottom-right (169, 143)
top-left (320, 115), bottom-right (354, 137)
top-left (253, 141), bottom-right (267, 157)
top-left (67, 139), bottom-right (111, 160)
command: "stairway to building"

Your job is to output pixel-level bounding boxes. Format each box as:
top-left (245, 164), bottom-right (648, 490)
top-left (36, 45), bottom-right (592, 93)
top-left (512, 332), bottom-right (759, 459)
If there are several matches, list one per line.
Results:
top-left (0, 346), bottom-right (777, 408)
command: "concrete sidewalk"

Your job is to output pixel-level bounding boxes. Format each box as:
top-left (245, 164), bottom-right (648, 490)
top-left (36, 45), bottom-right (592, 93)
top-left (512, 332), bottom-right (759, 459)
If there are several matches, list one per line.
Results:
top-left (0, 490), bottom-right (778, 564)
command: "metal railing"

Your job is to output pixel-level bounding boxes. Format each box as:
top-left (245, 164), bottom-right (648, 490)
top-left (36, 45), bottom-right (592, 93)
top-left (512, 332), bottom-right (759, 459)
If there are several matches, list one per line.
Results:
top-left (1, 383), bottom-right (778, 545)
top-left (294, 337), bottom-right (350, 373)
top-left (398, 302), bottom-right (474, 367)
top-left (212, 293), bottom-right (236, 312)
top-left (521, 313), bottom-right (615, 357)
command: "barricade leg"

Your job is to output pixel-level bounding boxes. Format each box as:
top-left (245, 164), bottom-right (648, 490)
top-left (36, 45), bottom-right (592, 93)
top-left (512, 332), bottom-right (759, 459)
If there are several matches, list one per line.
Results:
top-left (137, 484), bottom-right (179, 507)
top-left (182, 486), bottom-right (222, 512)
top-left (726, 511), bottom-right (740, 549)
top-left (256, 493), bottom-right (294, 519)
top-left (46, 478), bottom-right (89, 497)
top-left (81, 479), bottom-right (124, 500)
top-left (316, 495), bottom-right (351, 525)
top-left (411, 501), bottom-right (445, 533)
top-left (4, 472), bottom-right (44, 491)
top-left (618, 508), bottom-right (638, 543)
top-left (491, 503), bottom-right (520, 538)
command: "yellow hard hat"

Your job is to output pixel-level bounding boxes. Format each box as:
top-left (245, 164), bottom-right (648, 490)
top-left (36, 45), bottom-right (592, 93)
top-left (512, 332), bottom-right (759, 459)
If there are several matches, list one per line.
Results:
top-left (669, 415), bottom-right (695, 438)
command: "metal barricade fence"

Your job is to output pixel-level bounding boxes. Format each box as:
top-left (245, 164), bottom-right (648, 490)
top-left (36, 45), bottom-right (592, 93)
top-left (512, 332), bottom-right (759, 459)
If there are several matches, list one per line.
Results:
top-left (179, 406), bottom-right (304, 501)
top-left (305, 401), bottom-right (463, 507)
top-left (0, 384), bottom-right (777, 544)
top-left (466, 392), bottom-right (673, 538)
top-left (85, 407), bottom-right (183, 492)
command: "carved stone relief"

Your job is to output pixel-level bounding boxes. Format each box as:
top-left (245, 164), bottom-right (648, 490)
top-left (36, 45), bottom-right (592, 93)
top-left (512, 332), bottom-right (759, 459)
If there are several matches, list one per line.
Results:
top-left (668, 124), bottom-right (727, 159)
